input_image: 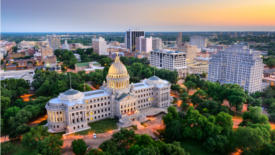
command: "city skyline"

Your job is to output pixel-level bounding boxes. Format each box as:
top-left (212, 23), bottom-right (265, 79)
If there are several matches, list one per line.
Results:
top-left (1, 0), bottom-right (275, 32)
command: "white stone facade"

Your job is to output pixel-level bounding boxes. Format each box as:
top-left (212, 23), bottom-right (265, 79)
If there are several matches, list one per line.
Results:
top-left (45, 54), bottom-right (172, 134)
top-left (190, 36), bottom-right (208, 49)
top-left (150, 49), bottom-right (189, 78)
top-left (92, 37), bottom-right (108, 55)
top-left (208, 45), bottom-right (263, 93)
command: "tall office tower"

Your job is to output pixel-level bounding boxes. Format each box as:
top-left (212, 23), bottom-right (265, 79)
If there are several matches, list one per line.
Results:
top-left (176, 32), bottom-right (182, 47)
top-left (150, 49), bottom-right (189, 78)
top-left (208, 45), bottom-right (263, 93)
top-left (48, 34), bottom-right (61, 50)
top-left (190, 36), bottom-right (208, 49)
top-left (152, 37), bottom-right (162, 50)
top-left (178, 45), bottom-right (198, 61)
top-left (92, 37), bottom-right (108, 55)
top-left (135, 36), bottom-right (152, 53)
top-left (125, 29), bottom-right (145, 52)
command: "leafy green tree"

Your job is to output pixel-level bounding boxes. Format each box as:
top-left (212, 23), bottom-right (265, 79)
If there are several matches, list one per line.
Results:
top-left (228, 89), bottom-right (247, 115)
top-left (101, 57), bottom-right (112, 66)
top-left (184, 81), bottom-right (196, 93)
top-left (35, 80), bottom-right (50, 96)
top-left (22, 105), bottom-right (40, 117)
top-left (263, 97), bottom-right (275, 106)
top-left (71, 139), bottom-right (87, 155)
top-left (180, 92), bottom-right (190, 109)
top-left (49, 80), bottom-right (68, 96)
top-left (136, 146), bottom-right (160, 155)
top-left (4, 106), bottom-right (20, 118)
top-left (203, 135), bottom-right (229, 153)
top-left (143, 68), bottom-right (153, 78)
top-left (37, 134), bottom-right (63, 155)
top-left (22, 126), bottom-right (50, 149)
top-left (86, 149), bottom-right (106, 155)
top-left (162, 142), bottom-right (190, 155)
top-left (234, 127), bottom-right (266, 154)
top-left (89, 70), bottom-right (104, 85)
top-left (240, 106), bottom-right (269, 126)
top-left (111, 128), bottom-right (136, 150)
top-left (14, 98), bottom-right (24, 108)
top-left (1, 96), bottom-right (11, 109)
top-left (77, 83), bottom-right (92, 92)
top-left (267, 58), bottom-right (275, 68)
top-left (251, 98), bottom-right (262, 107)
top-left (9, 123), bottom-right (30, 140)
top-left (190, 89), bottom-right (207, 106)
top-left (99, 140), bottom-right (117, 154)
top-left (201, 71), bottom-right (206, 78)
top-left (9, 109), bottom-right (32, 130)
top-left (164, 119), bottom-right (182, 142)
top-left (167, 106), bottom-right (178, 119)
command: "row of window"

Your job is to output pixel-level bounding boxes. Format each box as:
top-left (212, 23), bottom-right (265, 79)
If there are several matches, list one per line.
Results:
top-left (86, 102), bottom-right (111, 109)
top-left (87, 113), bottom-right (111, 121)
top-left (88, 108), bottom-right (111, 115)
top-left (89, 96), bottom-right (110, 103)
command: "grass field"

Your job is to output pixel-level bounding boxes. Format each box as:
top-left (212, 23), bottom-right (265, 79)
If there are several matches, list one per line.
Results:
top-left (75, 118), bottom-right (118, 135)
top-left (180, 138), bottom-right (231, 155)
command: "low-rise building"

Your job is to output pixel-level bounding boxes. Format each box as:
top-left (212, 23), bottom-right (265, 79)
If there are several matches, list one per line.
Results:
top-left (43, 55), bottom-right (57, 68)
top-left (178, 45), bottom-right (197, 62)
top-left (1, 69), bottom-right (35, 84)
top-left (10, 52), bottom-right (26, 59)
top-left (187, 62), bottom-right (208, 75)
top-left (75, 62), bottom-right (104, 73)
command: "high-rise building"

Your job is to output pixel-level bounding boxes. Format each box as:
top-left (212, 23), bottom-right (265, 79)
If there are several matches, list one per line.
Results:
top-left (176, 32), bottom-right (182, 47)
top-left (150, 49), bottom-right (189, 78)
top-left (190, 36), bottom-right (208, 49)
top-left (135, 36), bottom-right (152, 53)
top-left (208, 45), bottom-right (263, 93)
top-left (92, 37), bottom-right (108, 55)
top-left (152, 37), bottom-right (162, 50)
top-left (125, 29), bottom-right (145, 52)
top-left (178, 45), bottom-right (198, 61)
top-left (48, 34), bottom-right (61, 50)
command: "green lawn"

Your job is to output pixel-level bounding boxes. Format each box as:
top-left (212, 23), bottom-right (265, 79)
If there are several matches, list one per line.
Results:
top-left (75, 118), bottom-right (118, 135)
top-left (180, 138), bottom-right (231, 155)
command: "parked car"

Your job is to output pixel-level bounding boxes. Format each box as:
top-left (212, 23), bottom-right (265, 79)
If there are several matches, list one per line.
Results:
top-left (93, 133), bottom-right (97, 139)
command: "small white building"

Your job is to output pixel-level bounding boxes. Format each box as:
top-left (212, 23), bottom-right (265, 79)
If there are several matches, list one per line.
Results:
top-left (0, 69), bottom-right (35, 84)
top-left (62, 40), bottom-right (70, 51)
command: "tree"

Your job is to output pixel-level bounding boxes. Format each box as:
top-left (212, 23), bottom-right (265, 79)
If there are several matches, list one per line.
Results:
top-left (86, 149), bottom-right (106, 155)
top-left (251, 98), bottom-right (262, 107)
top-left (234, 127), bottom-right (266, 154)
top-left (1, 96), bottom-right (11, 109)
top-left (12, 46), bottom-right (18, 52)
top-left (9, 109), bottom-right (32, 130)
top-left (71, 139), bottom-right (87, 155)
top-left (37, 134), bottom-right (63, 155)
top-left (203, 135), bottom-right (229, 153)
top-left (164, 119), bottom-right (182, 142)
top-left (240, 106), bottom-right (269, 126)
top-left (4, 106), bottom-right (20, 118)
top-left (190, 89), bottom-right (207, 106)
top-left (77, 83), bottom-right (92, 92)
top-left (49, 80), bottom-right (68, 96)
top-left (99, 140), bottom-right (117, 154)
top-left (227, 89), bottom-right (247, 115)
top-left (111, 128), bottom-right (135, 150)
top-left (201, 71), bottom-right (206, 78)
top-left (101, 57), bottom-right (112, 66)
top-left (35, 80), bottom-right (50, 96)
top-left (9, 123), bottom-right (30, 140)
top-left (263, 97), bottom-right (275, 106)
top-left (267, 58), bottom-right (275, 69)
top-left (180, 92), bottom-right (190, 109)
top-left (184, 81), bottom-right (196, 93)
top-left (136, 147), bottom-right (160, 155)
top-left (22, 126), bottom-right (50, 149)
top-left (23, 105), bottom-right (40, 117)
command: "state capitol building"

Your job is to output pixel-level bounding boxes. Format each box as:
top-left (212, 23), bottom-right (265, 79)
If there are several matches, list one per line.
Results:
top-left (45, 54), bottom-right (172, 134)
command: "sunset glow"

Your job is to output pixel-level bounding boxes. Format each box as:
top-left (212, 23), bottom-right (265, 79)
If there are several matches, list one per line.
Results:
top-left (2, 0), bottom-right (275, 32)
